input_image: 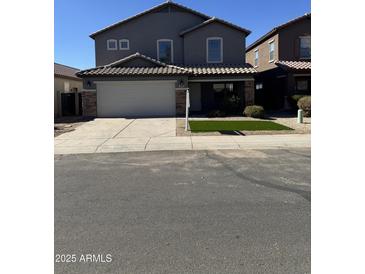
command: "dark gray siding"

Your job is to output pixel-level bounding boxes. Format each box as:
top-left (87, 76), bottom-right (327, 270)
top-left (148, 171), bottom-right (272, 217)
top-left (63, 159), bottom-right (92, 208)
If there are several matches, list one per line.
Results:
top-left (94, 9), bottom-right (205, 66)
top-left (278, 18), bottom-right (311, 61)
top-left (183, 22), bottom-right (246, 65)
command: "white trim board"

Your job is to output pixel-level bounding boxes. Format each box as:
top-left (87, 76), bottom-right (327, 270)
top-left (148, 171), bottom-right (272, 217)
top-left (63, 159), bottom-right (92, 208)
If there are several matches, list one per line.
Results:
top-left (107, 39), bottom-right (118, 50)
top-left (94, 80), bottom-right (176, 84)
top-left (119, 39), bottom-right (130, 50)
top-left (189, 78), bottom-right (254, 82)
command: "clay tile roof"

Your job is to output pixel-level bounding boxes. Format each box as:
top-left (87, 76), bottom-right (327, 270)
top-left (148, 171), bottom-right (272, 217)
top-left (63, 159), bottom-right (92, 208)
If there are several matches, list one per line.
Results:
top-left (107, 52), bottom-right (169, 67)
top-left (54, 63), bottom-right (81, 80)
top-left (185, 64), bottom-right (256, 75)
top-left (77, 53), bottom-right (256, 77)
top-left (180, 17), bottom-right (251, 36)
top-left (77, 65), bottom-right (188, 77)
top-left (275, 60), bottom-right (311, 71)
top-left (77, 64), bottom-right (256, 77)
top-left (246, 13), bottom-right (311, 52)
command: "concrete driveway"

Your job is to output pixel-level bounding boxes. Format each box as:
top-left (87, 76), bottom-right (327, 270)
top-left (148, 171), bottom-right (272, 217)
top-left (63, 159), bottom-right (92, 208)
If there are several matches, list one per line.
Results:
top-left (56, 118), bottom-right (176, 139)
top-left (55, 118), bottom-right (176, 154)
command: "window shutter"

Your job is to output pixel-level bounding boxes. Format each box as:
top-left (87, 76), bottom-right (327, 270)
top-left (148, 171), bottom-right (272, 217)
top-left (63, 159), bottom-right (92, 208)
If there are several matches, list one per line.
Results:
top-left (294, 38), bottom-right (300, 59)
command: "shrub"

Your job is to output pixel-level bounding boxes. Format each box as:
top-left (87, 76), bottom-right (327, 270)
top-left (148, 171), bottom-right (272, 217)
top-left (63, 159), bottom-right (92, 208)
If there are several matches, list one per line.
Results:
top-left (243, 105), bottom-right (265, 118)
top-left (288, 94), bottom-right (306, 109)
top-left (207, 110), bottom-right (226, 118)
top-left (297, 96), bottom-right (311, 117)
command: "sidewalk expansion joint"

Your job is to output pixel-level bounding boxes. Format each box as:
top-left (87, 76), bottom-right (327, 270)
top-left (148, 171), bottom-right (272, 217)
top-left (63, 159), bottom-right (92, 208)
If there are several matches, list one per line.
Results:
top-left (144, 137), bottom-right (152, 151)
top-left (111, 119), bottom-right (136, 139)
top-left (94, 138), bottom-right (111, 153)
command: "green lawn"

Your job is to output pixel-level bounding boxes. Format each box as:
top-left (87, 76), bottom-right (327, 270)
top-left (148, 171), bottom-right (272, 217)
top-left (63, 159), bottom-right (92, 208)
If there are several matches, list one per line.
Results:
top-left (189, 120), bottom-right (293, 132)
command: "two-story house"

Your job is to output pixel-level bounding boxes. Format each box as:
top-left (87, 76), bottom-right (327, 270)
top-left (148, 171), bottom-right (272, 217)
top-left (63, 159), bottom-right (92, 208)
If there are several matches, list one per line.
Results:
top-left (77, 1), bottom-right (256, 118)
top-left (246, 13), bottom-right (311, 110)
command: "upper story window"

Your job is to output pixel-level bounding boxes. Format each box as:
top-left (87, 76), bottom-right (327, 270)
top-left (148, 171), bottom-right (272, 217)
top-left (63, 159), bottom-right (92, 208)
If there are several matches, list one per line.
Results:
top-left (119, 39), bottom-right (129, 50)
top-left (268, 40), bottom-right (275, 62)
top-left (157, 39), bottom-right (173, 64)
top-left (207, 37), bottom-right (223, 63)
top-left (299, 36), bottom-right (311, 59)
top-left (254, 49), bottom-right (259, 67)
top-left (107, 39), bottom-right (118, 51)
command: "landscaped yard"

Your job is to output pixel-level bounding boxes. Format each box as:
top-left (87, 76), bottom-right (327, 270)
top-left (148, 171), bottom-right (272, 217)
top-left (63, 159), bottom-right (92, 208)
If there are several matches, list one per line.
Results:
top-left (189, 120), bottom-right (293, 132)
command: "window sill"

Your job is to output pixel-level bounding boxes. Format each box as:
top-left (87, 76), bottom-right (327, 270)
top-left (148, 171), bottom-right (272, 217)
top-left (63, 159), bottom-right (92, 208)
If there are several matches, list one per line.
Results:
top-left (268, 60), bottom-right (275, 63)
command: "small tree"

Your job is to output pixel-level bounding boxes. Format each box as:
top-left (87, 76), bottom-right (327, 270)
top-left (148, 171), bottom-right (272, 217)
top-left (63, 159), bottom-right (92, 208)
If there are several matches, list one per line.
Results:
top-left (297, 96), bottom-right (311, 117)
top-left (243, 105), bottom-right (265, 118)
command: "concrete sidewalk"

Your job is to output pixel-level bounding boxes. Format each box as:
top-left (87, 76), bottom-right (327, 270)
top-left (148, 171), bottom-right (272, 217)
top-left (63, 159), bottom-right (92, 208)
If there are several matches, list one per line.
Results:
top-left (54, 134), bottom-right (310, 155)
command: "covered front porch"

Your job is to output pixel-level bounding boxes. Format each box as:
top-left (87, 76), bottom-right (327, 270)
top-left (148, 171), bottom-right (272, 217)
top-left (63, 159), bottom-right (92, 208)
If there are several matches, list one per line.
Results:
top-left (188, 78), bottom-right (255, 116)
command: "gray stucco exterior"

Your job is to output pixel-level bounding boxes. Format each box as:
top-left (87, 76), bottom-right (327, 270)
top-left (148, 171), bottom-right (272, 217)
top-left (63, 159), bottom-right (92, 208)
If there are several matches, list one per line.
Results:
top-left (92, 5), bottom-right (248, 67)
top-left (79, 2), bottom-right (255, 117)
top-left (183, 22), bottom-right (246, 65)
top-left (94, 7), bottom-right (205, 66)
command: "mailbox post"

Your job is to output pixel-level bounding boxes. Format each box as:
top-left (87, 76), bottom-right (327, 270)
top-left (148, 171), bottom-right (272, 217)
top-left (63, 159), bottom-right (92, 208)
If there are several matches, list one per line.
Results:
top-left (185, 88), bottom-right (190, 131)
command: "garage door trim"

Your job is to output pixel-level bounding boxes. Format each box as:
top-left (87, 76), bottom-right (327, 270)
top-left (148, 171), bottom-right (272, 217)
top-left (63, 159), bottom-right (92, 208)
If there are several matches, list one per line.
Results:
top-left (96, 80), bottom-right (176, 118)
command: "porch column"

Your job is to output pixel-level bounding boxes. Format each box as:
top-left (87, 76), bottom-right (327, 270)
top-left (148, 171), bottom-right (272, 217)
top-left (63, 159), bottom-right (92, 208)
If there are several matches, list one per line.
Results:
top-left (175, 89), bottom-right (186, 117)
top-left (81, 90), bottom-right (97, 117)
top-left (244, 80), bottom-right (255, 106)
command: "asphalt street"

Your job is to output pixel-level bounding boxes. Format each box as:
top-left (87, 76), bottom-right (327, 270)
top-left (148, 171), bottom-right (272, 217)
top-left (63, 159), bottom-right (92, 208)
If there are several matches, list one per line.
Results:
top-left (55, 148), bottom-right (311, 274)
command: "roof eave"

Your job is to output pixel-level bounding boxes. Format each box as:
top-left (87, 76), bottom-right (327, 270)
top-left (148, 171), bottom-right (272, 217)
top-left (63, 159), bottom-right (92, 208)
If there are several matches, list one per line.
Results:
top-left (246, 13), bottom-right (311, 52)
top-left (55, 73), bottom-right (82, 80)
top-left (89, 1), bottom-right (211, 39)
top-left (180, 18), bottom-right (251, 37)
top-left (246, 29), bottom-right (277, 52)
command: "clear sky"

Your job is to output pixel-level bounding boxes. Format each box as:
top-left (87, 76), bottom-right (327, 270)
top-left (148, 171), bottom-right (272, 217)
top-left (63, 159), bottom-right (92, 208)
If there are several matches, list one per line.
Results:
top-left (55, 0), bottom-right (310, 69)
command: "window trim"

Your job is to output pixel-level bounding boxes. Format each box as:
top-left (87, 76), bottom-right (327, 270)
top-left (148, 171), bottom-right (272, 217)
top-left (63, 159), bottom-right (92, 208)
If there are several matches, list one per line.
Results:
top-left (299, 35), bottom-right (311, 60)
top-left (119, 39), bottom-right (130, 50)
top-left (206, 37), bottom-right (223, 63)
top-left (157, 39), bottom-right (174, 63)
top-left (268, 40), bottom-right (275, 63)
top-left (254, 49), bottom-right (259, 67)
top-left (107, 39), bottom-right (118, 51)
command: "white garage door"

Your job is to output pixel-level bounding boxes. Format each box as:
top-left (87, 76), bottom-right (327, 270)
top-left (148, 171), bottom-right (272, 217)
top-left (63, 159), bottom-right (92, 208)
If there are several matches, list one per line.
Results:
top-left (96, 81), bottom-right (176, 117)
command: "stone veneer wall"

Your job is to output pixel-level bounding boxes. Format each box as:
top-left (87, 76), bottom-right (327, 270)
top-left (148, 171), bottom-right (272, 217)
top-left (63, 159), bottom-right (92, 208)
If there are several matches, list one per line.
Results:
top-left (175, 90), bottom-right (186, 116)
top-left (244, 81), bottom-right (255, 106)
top-left (81, 91), bottom-right (97, 117)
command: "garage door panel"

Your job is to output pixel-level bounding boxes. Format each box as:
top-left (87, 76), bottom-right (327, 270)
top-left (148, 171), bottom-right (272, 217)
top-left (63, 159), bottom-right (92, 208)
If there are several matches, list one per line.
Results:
top-left (97, 81), bottom-right (176, 117)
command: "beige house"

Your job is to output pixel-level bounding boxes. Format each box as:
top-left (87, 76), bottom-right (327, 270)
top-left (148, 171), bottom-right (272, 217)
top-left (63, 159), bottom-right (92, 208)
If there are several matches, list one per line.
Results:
top-left (54, 63), bottom-right (83, 117)
top-left (245, 13), bottom-right (311, 110)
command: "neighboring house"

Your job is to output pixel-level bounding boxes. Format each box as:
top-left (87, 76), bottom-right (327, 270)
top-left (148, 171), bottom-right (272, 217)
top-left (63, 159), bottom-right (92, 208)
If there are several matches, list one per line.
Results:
top-left (54, 63), bottom-right (83, 117)
top-left (246, 13), bottom-right (311, 110)
top-left (77, 1), bottom-right (256, 118)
